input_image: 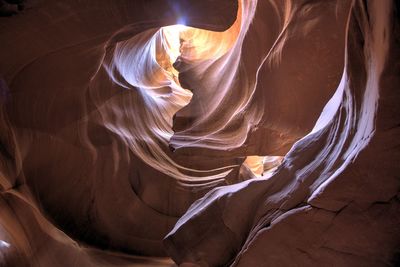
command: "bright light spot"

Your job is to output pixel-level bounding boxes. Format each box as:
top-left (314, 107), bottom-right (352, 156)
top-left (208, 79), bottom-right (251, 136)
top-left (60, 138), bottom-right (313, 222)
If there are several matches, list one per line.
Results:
top-left (162, 24), bottom-right (188, 64)
top-left (244, 156), bottom-right (283, 177)
top-left (0, 240), bottom-right (10, 248)
top-left (160, 17), bottom-right (240, 82)
top-left (173, 24), bottom-right (187, 33)
top-left (244, 156), bottom-right (264, 177)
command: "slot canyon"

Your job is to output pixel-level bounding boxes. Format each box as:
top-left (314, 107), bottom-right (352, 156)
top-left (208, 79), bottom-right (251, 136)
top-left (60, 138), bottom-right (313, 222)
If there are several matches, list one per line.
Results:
top-left (0, 0), bottom-right (399, 266)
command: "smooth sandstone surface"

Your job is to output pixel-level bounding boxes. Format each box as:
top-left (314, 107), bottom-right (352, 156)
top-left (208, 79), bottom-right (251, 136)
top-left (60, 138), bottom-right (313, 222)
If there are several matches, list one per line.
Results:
top-left (0, 0), bottom-right (399, 266)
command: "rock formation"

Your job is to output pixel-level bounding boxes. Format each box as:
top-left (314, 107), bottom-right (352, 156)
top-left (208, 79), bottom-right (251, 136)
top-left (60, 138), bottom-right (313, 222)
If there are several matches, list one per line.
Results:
top-left (0, 0), bottom-right (399, 266)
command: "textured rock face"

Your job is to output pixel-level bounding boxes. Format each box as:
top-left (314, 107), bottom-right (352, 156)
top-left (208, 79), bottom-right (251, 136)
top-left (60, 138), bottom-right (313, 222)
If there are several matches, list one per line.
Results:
top-left (0, 0), bottom-right (399, 267)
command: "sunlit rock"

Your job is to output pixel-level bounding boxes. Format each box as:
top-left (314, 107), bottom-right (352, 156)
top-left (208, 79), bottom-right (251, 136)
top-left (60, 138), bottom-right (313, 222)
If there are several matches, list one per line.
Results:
top-left (0, 0), bottom-right (399, 266)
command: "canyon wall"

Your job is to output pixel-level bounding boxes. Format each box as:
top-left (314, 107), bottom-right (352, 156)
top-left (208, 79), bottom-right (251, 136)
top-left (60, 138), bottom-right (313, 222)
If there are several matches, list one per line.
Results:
top-left (0, 0), bottom-right (399, 266)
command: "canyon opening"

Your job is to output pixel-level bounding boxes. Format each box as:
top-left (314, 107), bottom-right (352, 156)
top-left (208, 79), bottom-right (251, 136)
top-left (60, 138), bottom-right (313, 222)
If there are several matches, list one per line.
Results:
top-left (0, 0), bottom-right (399, 267)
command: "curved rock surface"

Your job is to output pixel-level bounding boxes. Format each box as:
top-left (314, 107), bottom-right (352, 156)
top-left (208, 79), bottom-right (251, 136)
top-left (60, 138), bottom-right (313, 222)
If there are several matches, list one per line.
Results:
top-left (0, 0), bottom-right (399, 266)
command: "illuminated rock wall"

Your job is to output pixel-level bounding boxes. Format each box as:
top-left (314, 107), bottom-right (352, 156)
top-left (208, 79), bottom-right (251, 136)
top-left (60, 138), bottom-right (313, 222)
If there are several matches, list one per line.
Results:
top-left (0, 0), bottom-right (399, 266)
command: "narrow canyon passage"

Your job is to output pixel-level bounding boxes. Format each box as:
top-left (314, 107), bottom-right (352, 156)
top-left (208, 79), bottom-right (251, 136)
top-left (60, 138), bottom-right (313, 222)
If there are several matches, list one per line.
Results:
top-left (0, 0), bottom-right (399, 266)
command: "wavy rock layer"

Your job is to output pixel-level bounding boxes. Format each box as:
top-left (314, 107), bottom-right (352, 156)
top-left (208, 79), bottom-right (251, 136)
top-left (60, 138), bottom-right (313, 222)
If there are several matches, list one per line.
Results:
top-left (0, 0), bottom-right (399, 266)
